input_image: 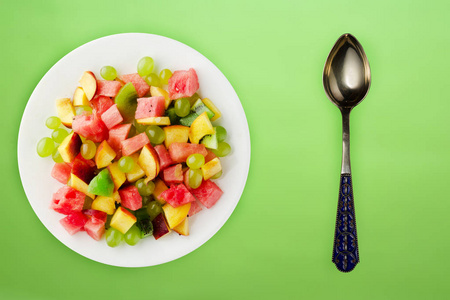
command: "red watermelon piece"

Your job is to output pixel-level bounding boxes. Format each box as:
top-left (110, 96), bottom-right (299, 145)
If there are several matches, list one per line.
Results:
top-left (205, 149), bottom-right (217, 163)
top-left (119, 185), bottom-right (142, 211)
top-left (72, 113), bottom-right (109, 143)
top-left (82, 209), bottom-right (107, 241)
top-left (82, 209), bottom-right (107, 222)
top-left (160, 184), bottom-right (196, 208)
top-left (168, 68), bottom-right (199, 100)
top-left (168, 142), bottom-right (208, 163)
top-left (135, 96), bottom-right (166, 119)
top-left (119, 73), bottom-right (150, 97)
top-left (191, 180), bottom-right (223, 209)
top-left (96, 80), bottom-right (122, 97)
top-left (152, 213), bottom-right (170, 240)
top-left (51, 186), bottom-right (86, 215)
top-left (60, 212), bottom-right (88, 235)
top-left (101, 104), bottom-right (123, 129)
top-left (107, 124), bottom-right (131, 157)
top-left (121, 132), bottom-right (149, 156)
top-left (71, 153), bottom-right (96, 183)
top-left (90, 95), bottom-right (114, 117)
top-left (154, 145), bottom-right (174, 171)
top-left (163, 164), bottom-right (183, 184)
top-left (188, 200), bottom-right (203, 217)
top-left (51, 163), bottom-right (71, 184)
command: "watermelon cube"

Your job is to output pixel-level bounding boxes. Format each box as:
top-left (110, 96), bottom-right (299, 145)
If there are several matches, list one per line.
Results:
top-left (121, 133), bottom-right (150, 156)
top-left (107, 123), bottom-right (132, 157)
top-left (188, 200), bottom-right (203, 217)
top-left (205, 149), bottom-right (217, 163)
top-left (152, 213), bottom-right (170, 240)
top-left (168, 68), bottom-right (199, 100)
top-left (135, 96), bottom-right (166, 119)
top-left (71, 153), bottom-right (96, 183)
top-left (119, 73), bottom-right (150, 97)
top-left (154, 145), bottom-right (174, 171)
top-left (51, 163), bottom-right (71, 184)
top-left (168, 142), bottom-right (208, 163)
top-left (160, 184), bottom-right (196, 208)
top-left (60, 212), bottom-right (88, 235)
top-left (191, 180), bottom-right (223, 209)
top-left (72, 113), bottom-right (109, 143)
top-left (119, 185), bottom-right (142, 211)
top-left (163, 164), bottom-right (183, 184)
top-left (51, 186), bottom-right (86, 215)
top-left (101, 104), bottom-right (123, 129)
top-left (82, 209), bottom-right (107, 223)
top-left (84, 218), bottom-right (106, 241)
top-left (90, 95), bottom-right (114, 117)
top-left (96, 80), bottom-right (122, 97)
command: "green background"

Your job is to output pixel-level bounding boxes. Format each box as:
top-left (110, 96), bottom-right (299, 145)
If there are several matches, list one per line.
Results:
top-left (2, 0), bottom-right (449, 299)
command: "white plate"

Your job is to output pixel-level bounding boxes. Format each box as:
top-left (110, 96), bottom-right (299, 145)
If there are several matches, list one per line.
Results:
top-left (18, 33), bottom-right (250, 267)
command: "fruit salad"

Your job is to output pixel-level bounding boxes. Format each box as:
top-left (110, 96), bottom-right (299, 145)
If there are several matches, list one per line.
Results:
top-left (37, 57), bottom-right (231, 247)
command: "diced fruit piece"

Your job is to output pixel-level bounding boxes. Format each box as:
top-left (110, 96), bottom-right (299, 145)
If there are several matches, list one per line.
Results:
top-left (73, 87), bottom-right (89, 106)
top-left (96, 80), bottom-right (122, 97)
top-left (79, 71), bottom-right (97, 100)
top-left (153, 178), bottom-right (168, 204)
top-left (51, 186), bottom-right (85, 215)
top-left (160, 184), bottom-right (196, 208)
top-left (152, 213), bottom-right (170, 240)
top-left (154, 145), bottom-right (174, 170)
top-left (107, 161), bottom-right (126, 191)
top-left (82, 209), bottom-right (107, 222)
top-left (101, 104), bottom-right (123, 129)
top-left (150, 86), bottom-right (171, 108)
top-left (191, 180), bottom-right (223, 208)
top-left (126, 153), bottom-right (145, 182)
top-left (121, 132), bottom-right (149, 157)
top-left (110, 207), bottom-right (137, 234)
top-left (100, 66), bottom-right (117, 80)
top-left (187, 200), bottom-right (203, 217)
top-left (138, 144), bottom-right (160, 181)
top-left (168, 68), bottom-right (199, 100)
top-left (136, 116), bottom-right (170, 126)
top-left (189, 112), bottom-right (214, 144)
top-left (84, 217), bottom-right (106, 241)
top-left (163, 164), bottom-right (183, 184)
top-left (91, 196), bottom-right (116, 215)
top-left (60, 212), bottom-right (88, 235)
top-left (107, 123), bottom-right (132, 157)
top-left (135, 209), bottom-right (154, 238)
top-left (202, 98), bottom-right (221, 121)
top-left (71, 153), bottom-right (96, 183)
top-left (135, 97), bottom-right (166, 119)
top-left (88, 169), bottom-right (114, 197)
top-left (58, 132), bottom-right (82, 163)
top-left (119, 185), bottom-right (142, 211)
top-left (119, 73), bottom-right (150, 97)
top-left (201, 157), bottom-right (222, 180)
top-left (72, 113), bottom-right (109, 143)
top-left (179, 112), bottom-right (199, 127)
top-left (56, 98), bottom-right (75, 128)
top-left (163, 125), bottom-right (190, 148)
top-left (75, 106), bottom-right (93, 116)
top-left (114, 82), bottom-right (138, 123)
top-left (191, 99), bottom-right (215, 119)
top-left (51, 163), bottom-right (71, 184)
top-left (168, 142), bottom-right (208, 163)
top-left (162, 202), bottom-right (191, 229)
top-left (173, 217), bottom-right (189, 236)
top-left (69, 173), bottom-right (96, 199)
top-left (95, 140), bottom-right (116, 168)
top-left (201, 128), bottom-right (218, 150)
top-left (90, 95), bottom-right (114, 117)
top-left (205, 149), bottom-right (217, 163)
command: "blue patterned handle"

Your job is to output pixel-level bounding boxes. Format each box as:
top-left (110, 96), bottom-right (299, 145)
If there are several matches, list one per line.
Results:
top-left (332, 174), bottom-right (359, 272)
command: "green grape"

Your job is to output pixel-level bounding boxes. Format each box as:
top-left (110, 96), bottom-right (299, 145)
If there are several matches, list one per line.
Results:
top-left (100, 66), bottom-right (117, 80)
top-left (159, 69), bottom-right (172, 85)
top-left (124, 225), bottom-right (141, 246)
top-left (144, 73), bottom-right (161, 87)
top-left (141, 195), bottom-right (153, 206)
top-left (52, 148), bottom-right (64, 163)
top-left (215, 126), bottom-right (227, 142)
top-left (186, 153), bottom-right (205, 169)
top-left (37, 137), bottom-right (55, 157)
top-left (211, 170), bottom-right (222, 179)
top-left (146, 201), bottom-right (162, 221)
top-left (212, 142), bottom-right (231, 157)
top-left (75, 106), bottom-right (92, 115)
top-left (118, 156), bottom-right (134, 173)
top-left (46, 116), bottom-right (61, 129)
top-left (174, 98), bottom-right (190, 117)
top-left (105, 227), bottom-right (124, 247)
top-left (80, 140), bottom-right (96, 160)
top-left (51, 128), bottom-right (69, 144)
top-left (189, 169), bottom-right (203, 189)
top-left (133, 119), bottom-right (147, 133)
top-left (145, 125), bottom-right (165, 145)
top-left (135, 179), bottom-right (155, 196)
top-left (137, 56), bottom-right (154, 77)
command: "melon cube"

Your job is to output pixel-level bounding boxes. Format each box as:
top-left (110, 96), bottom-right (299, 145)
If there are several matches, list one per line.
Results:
top-left (191, 180), bottom-right (223, 209)
top-left (84, 217), bottom-right (106, 241)
top-left (119, 185), bottom-right (142, 211)
top-left (119, 73), bottom-right (150, 97)
top-left (96, 80), bottom-right (122, 97)
top-left (51, 186), bottom-right (86, 215)
top-left (168, 142), bottom-right (208, 163)
top-left (135, 96), bottom-right (166, 119)
top-left (154, 145), bottom-right (174, 171)
top-left (101, 104), bottom-right (123, 129)
top-left (110, 207), bottom-right (137, 234)
top-left (160, 184), bottom-right (196, 208)
top-left (89, 95), bottom-right (114, 117)
top-left (60, 212), bottom-right (88, 235)
top-left (72, 113), bottom-right (109, 143)
top-left (107, 123), bottom-right (131, 158)
top-left (153, 178), bottom-right (168, 205)
top-left (187, 200), bottom-right (203, 217)
top-left (121, 133), bottom-right (149, 157)
top-left (168, 68), bottom-right (199, 100)
top-left (51, 163), bottom-right (71, 184)
top-left (163, 164), bottom-right (183, 184)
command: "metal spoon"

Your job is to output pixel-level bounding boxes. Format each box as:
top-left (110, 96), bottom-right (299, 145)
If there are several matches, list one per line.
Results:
top-left (323, 33), bottom-right (371, 272)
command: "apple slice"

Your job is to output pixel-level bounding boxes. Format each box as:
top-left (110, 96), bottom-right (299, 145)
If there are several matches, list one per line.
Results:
top-left (58, 132), bottom-right (82, 163)
top-left (163, 125), bottom-right (190, 148)
top-left (69, 173), bottom-right (96, 199)
top-left (73, 87), bottom-right (89, 106)
top-left (95, 140), bottom-right (116, 169)
top-left (56, 98), bottom-right (75, 128)
top-left (136, 116), bottom-right (171, 126)
top-left (138, 144), bottom-right (160, 181)
top-left (162, 202), bottom-right (191, 229)
top-left (79, 71), bottom-right (97, 100)
top-left (173, 217), bottom-right (189, 236)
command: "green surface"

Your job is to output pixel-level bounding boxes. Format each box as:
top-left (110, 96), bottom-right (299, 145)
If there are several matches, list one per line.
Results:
top-left (2, 0), bottom-right (450, 299)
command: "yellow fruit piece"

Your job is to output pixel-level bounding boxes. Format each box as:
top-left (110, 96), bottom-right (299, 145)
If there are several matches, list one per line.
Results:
top-left (164, 125), bottom-right (190, 148)
top-left (202, 98), bottom-right (221, 122)
top-left (126, 153), bottom-right (145, 182)
top-left (189, 112), bottom-right (214, 144)
top-left (110, 207), bottom-right (137, 234)
top-left (136, 117), bottom-right (171, 126)
top-left (95, 140), bottom-right (116, 169)
top-left (162, 203), bottom-right (191, 229)
top-left (107, 162), bottom-right (126, 191)
top-left (153, 178), bottom-right (168, 205)
top-left (69, 173), bottom-right (96, 199)
top-left (112, 191), bottom-right (121, 203)
top-left (138, 144), bottom-right (160, 181)
top-left (58, 132), bottom-right (81, 163)
top-left (56, 98), bottom-right (75, 128)
top-left (173, 217), bottom-right (189, 236)
top-left (150, 86), bottom-right (171, 109)
top-left (201, 157), bottom-right (222, 180)
top-left (91, 196), bottom-right (116, 215)
top-left (72, 87), bottom-right (89, 106)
